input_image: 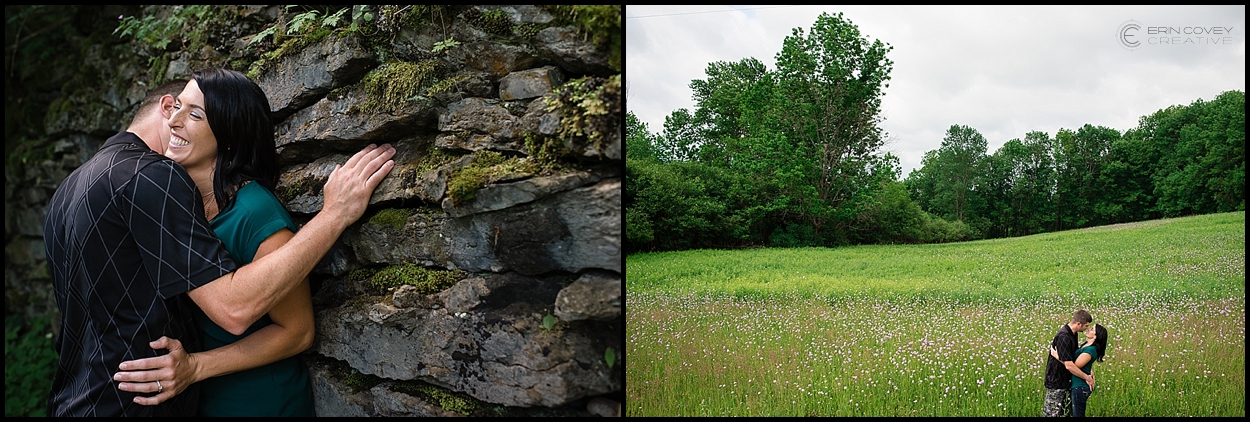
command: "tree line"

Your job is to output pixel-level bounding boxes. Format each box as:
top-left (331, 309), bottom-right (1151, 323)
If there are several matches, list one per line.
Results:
top-left (625, 12), bottom-right (1245, 254)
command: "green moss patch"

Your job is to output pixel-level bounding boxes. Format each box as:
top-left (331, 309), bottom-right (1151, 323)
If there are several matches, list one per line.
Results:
top-left (322, 356), bottom-right (385, 394)
top-left (445, 150), bottom-right (550, 204)
top-left (426, 74), bottom-right (472, 97)
top-left (463, 7), bottom-right (513, 37)
top-left (368, 208), bottom-right (416, 229)
top-left (354, 60), bottom-right (443, 115)
top-left (348, 267), bottom-right (380, 283)
top-left (276, 177), bottom-right (318, 204)
top-left (391, 380), bottom-right (485, 416)
top-left (370, 264), bottom-right (464, 294)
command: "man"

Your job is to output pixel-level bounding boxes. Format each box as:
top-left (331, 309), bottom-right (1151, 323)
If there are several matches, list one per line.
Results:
top-left (1043, 309), bottom-right (1096, 417)
top-left (44, 79), bottom-right (396, 416)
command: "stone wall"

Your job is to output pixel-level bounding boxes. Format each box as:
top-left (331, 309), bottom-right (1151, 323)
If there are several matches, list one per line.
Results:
top-left (4, 5), bottom-right (621, 417)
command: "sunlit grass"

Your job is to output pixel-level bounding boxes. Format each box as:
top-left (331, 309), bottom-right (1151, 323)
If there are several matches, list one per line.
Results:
top-left (626, 212), bottom-right (1245, 416)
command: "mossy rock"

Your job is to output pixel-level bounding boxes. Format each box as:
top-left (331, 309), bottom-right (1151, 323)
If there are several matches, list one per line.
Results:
top-left (368, 208), bottom-right (416, 229)
top-left (369, 263), bottom-right (464, 294)
top-left (356, 60), bottom-right (443, 115)
top-left (546, 5), bottom-right (621, 72)
top-left (543, 74), bottom-right (620, 156)
top-left (276, 177), bottom-right (317, 204)
top-left (319, 355), bottom-right (385, 394)
top-left (390, 380), bottom-right (485, 416)
top-left (463, 7), bottom-right (514, 38)
top-left (443, 149), bottom-right (571, 205)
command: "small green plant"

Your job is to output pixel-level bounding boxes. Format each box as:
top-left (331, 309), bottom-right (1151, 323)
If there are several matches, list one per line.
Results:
top-left (249, 6), bottom-right (357, 47)
top-left (463, 7), bottom-right (514, 37)
top-left (515, 22), bottom-right (546, 39)
top-left (114, 6), bottom-right (223, 55)
top-left (5, 136), bottom-right (55, 169)
top-left (349, 5), bottom-right (374, 33)
top-left (321, 7), bottom-right (349, 28)
top-left (249, 24), bottom-right (280, 47)
top-left (605, 347), bottom-right (616, 369)
top-left (431, 37), bottom-right (460, 54)
top-left (541, 314), bottom-right (556, 331)
top-left (288, 9), bottom-right (320, 33)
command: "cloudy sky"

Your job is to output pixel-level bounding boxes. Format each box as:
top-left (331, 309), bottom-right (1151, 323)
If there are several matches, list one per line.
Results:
top-left (626, 5), bottom-right (1246, 177)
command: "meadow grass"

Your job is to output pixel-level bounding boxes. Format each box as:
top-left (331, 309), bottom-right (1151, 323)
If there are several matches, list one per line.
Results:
top-left (626, 211), bottom-right (1245, 416)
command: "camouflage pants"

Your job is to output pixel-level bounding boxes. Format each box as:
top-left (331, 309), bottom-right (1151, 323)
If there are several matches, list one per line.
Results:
top-left (1043, 388), bottom-right (1072, 417)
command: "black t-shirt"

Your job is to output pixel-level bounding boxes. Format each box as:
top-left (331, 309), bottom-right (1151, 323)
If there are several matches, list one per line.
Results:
top-left (1044, 323), bottom-right (1079, 389)
top-left (44, 132), bottom-right (238, 416)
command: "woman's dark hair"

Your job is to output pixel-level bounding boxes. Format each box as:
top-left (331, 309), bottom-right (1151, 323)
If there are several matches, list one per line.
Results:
top-left (1092, 324), bottom-right (1109, 362)
top-left (192, 67), bottom-right (277, 212)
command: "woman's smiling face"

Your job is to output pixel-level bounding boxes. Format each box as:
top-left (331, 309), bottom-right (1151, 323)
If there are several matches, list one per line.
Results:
top-left (165, 79), bottom-right (217, 171)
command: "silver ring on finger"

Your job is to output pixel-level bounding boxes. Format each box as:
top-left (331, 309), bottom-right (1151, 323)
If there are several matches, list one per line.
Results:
top-left (156, 380), bottom-right (163, 394)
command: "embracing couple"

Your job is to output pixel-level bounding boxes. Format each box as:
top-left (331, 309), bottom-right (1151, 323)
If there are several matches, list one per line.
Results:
top-left (1043, 309), bottom-right (1111, 417)
top-left (44, 68), bottom-right (396, 416)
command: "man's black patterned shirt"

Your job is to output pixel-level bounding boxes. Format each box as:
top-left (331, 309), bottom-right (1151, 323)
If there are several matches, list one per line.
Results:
top-left (44, 132), bottom-right (238, 416)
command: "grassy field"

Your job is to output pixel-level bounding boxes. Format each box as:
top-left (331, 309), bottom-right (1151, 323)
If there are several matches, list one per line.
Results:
top-left (626, 212), bottom-right (1245, 416)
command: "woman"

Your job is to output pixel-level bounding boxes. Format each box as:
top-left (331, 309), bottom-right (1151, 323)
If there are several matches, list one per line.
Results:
top-left (118, 68), bottom-right (316, 416)
top-left (1050, 323), bottom-right (1109, 417)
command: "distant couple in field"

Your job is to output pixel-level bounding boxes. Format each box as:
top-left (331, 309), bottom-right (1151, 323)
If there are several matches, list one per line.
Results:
top-left (1043, 309), bottom-right (1110, 417)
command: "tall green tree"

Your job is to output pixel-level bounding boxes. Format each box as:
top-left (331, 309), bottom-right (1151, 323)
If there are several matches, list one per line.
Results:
top-left (688, 57), bottom-right (772, 166)
top-left (1148, 90), bottom-right (1245, 216)
top-left (1100, 112), bottom-right (1169, 223)
top-left (1054, 124), bottom-right (1120, 229)
top-left (1019, 131), bottom-right (1057, 234)
top-left (655, 108), bottom-right (701, 162)
top-left (980, 142), bottom-right (1021, 237)
top-left (625, 110), bottom-right (658, 162)
top-left (768, 11), bottom-right (895, 238)
top-left (931, 124), bottom-right (988, 223)
top-left (904, 150), bottom-right (938, 212)
top-left (1197, 90), bottom-right (1245, 212)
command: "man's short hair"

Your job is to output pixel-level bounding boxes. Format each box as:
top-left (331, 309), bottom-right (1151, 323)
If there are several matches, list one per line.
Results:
top-left (134, 78), bottom-right (189, 120)
top-left (1072, 309), bottom-right (1092, 324)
